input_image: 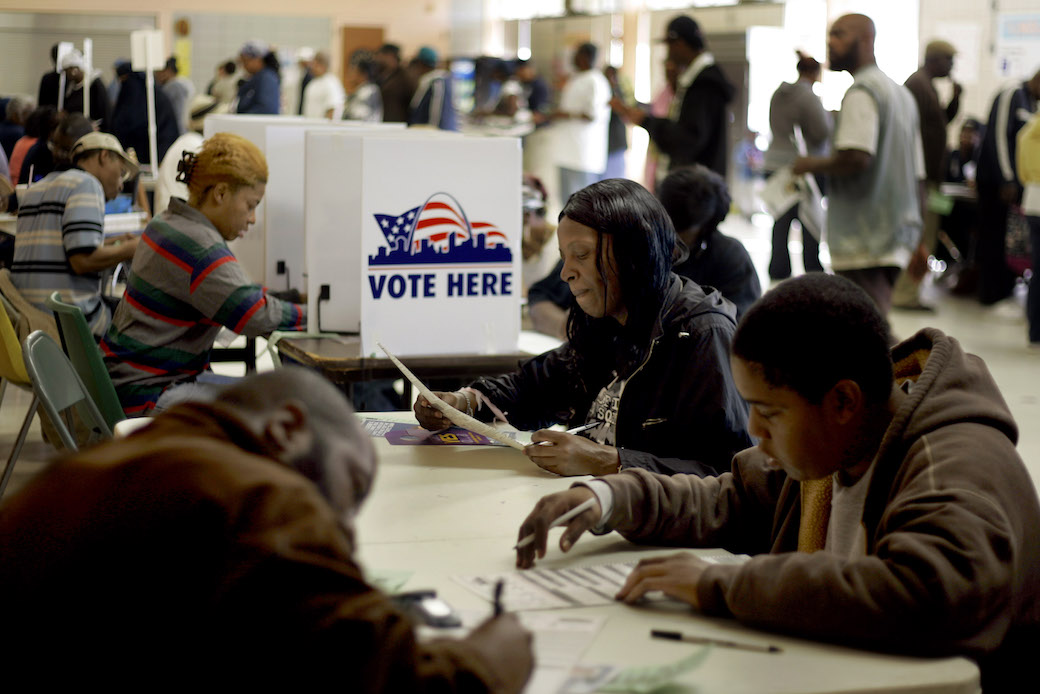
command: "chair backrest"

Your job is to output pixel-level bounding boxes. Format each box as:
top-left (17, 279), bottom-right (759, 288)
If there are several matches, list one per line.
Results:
top-left (22, 331), bottom-right (113, 450)
top-left (0, 298), bottom-right (29, 384)
top-left (46, 292), bottom-right (125, 428)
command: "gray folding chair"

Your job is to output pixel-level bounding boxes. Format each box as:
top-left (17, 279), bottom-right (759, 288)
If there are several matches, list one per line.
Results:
top-left (21, 330), bottom-right (112, 452)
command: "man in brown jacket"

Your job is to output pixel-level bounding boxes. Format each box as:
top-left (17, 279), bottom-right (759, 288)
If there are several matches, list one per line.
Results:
top-left (0, 367), bottom-right (533, 689)
top-left (516, 274), bottom-right (1039, 693)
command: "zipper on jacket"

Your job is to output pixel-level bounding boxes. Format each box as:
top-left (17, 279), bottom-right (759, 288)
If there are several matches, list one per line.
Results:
top-left (617, 337), bottom-right (660, 436)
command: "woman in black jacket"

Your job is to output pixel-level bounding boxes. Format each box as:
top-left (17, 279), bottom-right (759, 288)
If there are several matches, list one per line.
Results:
top-left (414, 179), bottom-right (751, 477)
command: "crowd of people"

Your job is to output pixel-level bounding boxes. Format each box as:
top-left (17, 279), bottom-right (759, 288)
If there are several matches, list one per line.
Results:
top-left (0, 9), bottom-right (1037, 692)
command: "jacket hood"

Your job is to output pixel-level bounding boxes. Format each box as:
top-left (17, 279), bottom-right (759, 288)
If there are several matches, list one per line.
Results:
top-left (654, 274), bottom-right (737, 340)
top-left (694, 64), bottom-right (736, 103)
top-left (886, 327), bottom-right (1018, 449)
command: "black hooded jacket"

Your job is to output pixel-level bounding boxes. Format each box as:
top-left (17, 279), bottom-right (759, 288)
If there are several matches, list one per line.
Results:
top-left (470, 275), bottom-right (751, 476)
top-left (643, 62), bottom-right (735, 176)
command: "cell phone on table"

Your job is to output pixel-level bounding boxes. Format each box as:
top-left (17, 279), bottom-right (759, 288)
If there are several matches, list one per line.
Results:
top-left (392, 590), bottom-right (462, 628)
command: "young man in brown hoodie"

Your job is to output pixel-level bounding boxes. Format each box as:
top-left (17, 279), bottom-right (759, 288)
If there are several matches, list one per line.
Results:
top-left (516, 273), bottom-right (1040, 693)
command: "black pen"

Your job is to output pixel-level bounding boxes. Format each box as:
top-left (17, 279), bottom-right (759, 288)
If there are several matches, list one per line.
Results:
top-left (493, 579), bottom-right (504, 616)
top-left (651, 629), bottom-right (782, 654)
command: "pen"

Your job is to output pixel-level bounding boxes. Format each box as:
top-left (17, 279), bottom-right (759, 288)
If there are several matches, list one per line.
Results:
top-left (493, 579), bottom-right (504, 616)
top-left (513, 497), bottom-right (599, 550)
top-left (532, 420), bottom-right (602, 446)
top-left (650, 629), bottom-right (782, 654)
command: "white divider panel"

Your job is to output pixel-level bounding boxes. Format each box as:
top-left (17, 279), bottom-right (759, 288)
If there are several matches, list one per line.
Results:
top-left (306, 130), bottom-right (521, 357)
top-left (201, 114), bottom-right (400, 287)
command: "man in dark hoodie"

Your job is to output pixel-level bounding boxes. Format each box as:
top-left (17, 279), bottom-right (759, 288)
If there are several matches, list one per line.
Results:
top-left (517, 273), bottom-right (1040, 694)
top-left (611, 15), bottom-right (734, 180)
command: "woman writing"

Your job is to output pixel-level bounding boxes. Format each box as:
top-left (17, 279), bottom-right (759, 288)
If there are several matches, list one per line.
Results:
top-left (414, 179), bottom-right (750, 477)
top-left (104, 133), bottom-right (305, 416)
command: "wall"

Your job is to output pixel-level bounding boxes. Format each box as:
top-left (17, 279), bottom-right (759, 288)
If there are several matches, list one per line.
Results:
top-left (0, 0), bottom-right (454, 92)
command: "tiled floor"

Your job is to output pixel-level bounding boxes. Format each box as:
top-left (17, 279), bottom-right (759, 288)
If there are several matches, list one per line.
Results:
top-left (1, 215), bottom-right (1037, 501)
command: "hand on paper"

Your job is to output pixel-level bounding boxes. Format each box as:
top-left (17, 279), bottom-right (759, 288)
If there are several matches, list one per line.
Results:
top-left (413, 391), bottom-right (463, 430)
top-left (523, 430), bottom-right (620, 477)
top-left (516, 487), bottom-right (600, 569)
top-left (465, 613), bottom-right (535, 694)
top-left (615, 552), bottom-right (708, 609)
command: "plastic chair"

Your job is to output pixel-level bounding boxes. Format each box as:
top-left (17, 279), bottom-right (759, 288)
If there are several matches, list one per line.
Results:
top-left (21, 331), bottom-right (112, 452)
top-left (46, 292), bottom-right (125, 430)
top-left (0, 300), bottom-right (39, 501)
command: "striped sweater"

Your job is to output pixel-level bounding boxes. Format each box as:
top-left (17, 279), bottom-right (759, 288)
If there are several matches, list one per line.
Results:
top-left (11, 168), bottom-right (109, 335)
top-left (103, 199), bottom-right (305, 416)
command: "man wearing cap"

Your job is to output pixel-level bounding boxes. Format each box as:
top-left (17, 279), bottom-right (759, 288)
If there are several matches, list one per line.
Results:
top-left (156, 56), bottom-right (197, 135)
top-left (408, 47), bottom-right (457, 131)
top-left (301, 51), bottom-right (346, 120)
top-left (612, 15), bottom-right (734, 179)
top-left (237, 40), bottom-right (281, 115)
top-left (11, 130), bottom-right (139, 337)
top-left (891, 40), bottom-right (963, 311)
top-left (60, 48), bottom-right (112, 133)
top-left (793, 14), bottom-right (925, 318)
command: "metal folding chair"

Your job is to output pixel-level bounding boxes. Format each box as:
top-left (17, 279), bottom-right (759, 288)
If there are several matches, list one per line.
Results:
top-left (21, 331), bottom-right (112, 454)
top-left (46, 292), bottom-right (125, 430)
top-left (0, 299), bottom-right (38, 501)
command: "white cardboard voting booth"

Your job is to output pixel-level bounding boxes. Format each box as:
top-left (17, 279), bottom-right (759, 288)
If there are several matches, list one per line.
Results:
top-left (202, 115), bottom-right (403, 289)
top-left (305, 130), bottom-right (522, 357)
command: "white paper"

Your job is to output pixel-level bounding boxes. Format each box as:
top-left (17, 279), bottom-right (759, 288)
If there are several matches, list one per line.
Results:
top-left (455, 554), bottom-right (750, 612)
top-left (378, 341), bottom-right (526, 451)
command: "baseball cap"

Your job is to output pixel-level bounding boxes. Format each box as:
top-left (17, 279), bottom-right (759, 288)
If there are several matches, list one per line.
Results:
top-left (662, 16), bottom-right (705, 50)
top-left (417, 46), bottom-right (438, 68)
top-left (240, 39), bottom-right (270, 59)
top-left (71, 132), bottom-right (140, 179)
top-left (925, 40), bottom-right (957, 58)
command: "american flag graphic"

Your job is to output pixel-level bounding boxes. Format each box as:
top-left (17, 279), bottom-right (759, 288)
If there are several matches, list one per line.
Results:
top-left (374, 193), bottom-right (507, 255)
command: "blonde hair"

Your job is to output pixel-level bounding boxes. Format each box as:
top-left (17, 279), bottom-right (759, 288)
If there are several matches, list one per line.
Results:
top-left (179, 132), bottom-right (268, 205)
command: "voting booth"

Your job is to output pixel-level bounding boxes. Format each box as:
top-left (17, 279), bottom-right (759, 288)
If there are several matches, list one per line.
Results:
top-left (305, 130), bottom-right (522, 357)
top-left (202, 115), bottom-right (404, 289)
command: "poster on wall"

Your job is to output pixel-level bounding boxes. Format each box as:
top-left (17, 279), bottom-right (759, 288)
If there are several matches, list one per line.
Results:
top-left (995, 13), bottom-right (1040, 79)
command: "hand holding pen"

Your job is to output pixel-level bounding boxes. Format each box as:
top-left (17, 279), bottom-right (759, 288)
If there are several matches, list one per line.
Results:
top-left (523, 420), bottom-right (621, 477)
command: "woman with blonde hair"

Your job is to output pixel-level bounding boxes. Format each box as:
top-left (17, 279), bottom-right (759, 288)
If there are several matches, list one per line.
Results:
top-left (104, 132), bottom-right (305, 416)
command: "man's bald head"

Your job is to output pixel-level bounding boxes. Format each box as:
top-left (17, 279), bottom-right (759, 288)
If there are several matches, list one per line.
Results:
top-left (828, 13), bottom-right (877, 74)
top-left (217, 368), bottom-right (377, 517)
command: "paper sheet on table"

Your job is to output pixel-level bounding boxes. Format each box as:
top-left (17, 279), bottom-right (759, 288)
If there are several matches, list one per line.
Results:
top-left (418, 609), bottom-right (606, 694)
top-left (454, 552), bottom-right (749, 611)
top-left (366, 568), bottom-right (414, 594)
top-left (378, 341), bottom-right (526, 451)
top-left (596, 646), bottom-right (712, 693)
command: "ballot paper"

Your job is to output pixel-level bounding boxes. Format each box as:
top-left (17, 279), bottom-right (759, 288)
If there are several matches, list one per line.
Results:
top-left (419, 610), bottom-right (606, 694)
top-left (596, 646), bottom-right (712, 693)
top-left (366, 568), bottom-right (414, 594)
top-left (454, 552), bottom-right (749, 611)
top-left (378, 341), bottom-right (526, 451)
